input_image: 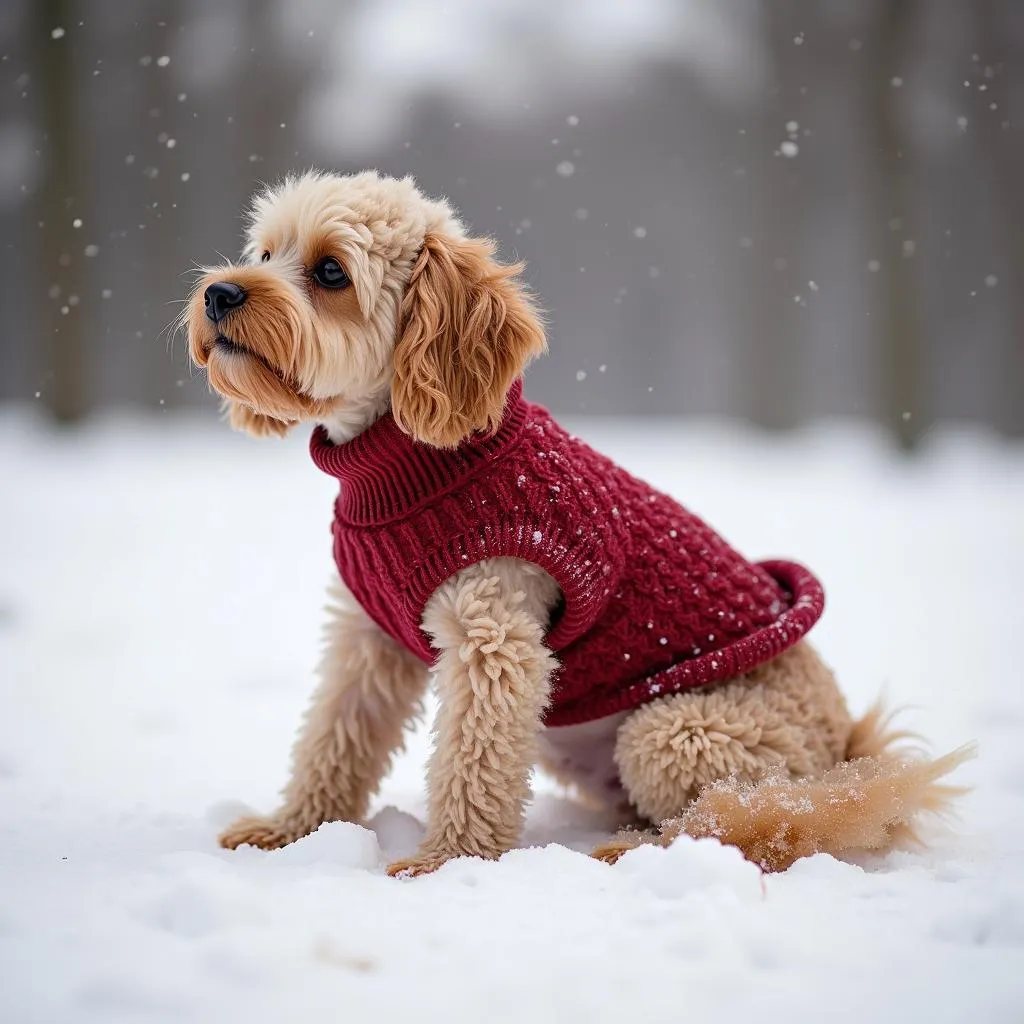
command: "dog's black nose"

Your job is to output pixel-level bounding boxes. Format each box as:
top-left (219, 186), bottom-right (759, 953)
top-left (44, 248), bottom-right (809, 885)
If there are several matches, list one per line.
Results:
top-left (204, 282), bottom-right (247, 323)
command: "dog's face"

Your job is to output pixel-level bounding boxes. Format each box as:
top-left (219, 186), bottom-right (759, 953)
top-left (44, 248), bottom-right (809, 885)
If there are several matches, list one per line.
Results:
top-left (186, 170), bottom-right (546, 446)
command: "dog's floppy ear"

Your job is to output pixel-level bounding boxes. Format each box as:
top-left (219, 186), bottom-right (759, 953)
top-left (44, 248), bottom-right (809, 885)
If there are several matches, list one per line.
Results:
top-left (391, 233), bottom-right (546, 448)
top-left (225, 400), bottom-right (294, 438)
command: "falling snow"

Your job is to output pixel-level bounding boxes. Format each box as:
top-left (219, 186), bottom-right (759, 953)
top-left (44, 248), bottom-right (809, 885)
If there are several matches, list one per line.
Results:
top-left (3, 10), bottom-right (1022, 1020)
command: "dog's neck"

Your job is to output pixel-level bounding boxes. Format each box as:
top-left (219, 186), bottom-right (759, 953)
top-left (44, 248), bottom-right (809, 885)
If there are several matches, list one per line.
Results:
top-left (317, 383), bottom-right (393, 446)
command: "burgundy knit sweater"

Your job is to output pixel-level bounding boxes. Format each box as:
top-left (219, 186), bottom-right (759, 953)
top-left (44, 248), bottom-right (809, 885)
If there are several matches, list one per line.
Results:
top-left (310, 380), bottom-right (824, 728)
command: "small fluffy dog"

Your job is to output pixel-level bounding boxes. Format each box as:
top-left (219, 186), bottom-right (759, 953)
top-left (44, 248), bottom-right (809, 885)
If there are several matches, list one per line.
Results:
top-left (186, 170), bottom-right (972, 876)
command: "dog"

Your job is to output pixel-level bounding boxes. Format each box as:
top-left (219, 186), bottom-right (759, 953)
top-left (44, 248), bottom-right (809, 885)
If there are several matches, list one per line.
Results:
top-left (185, 170), bottom-right (973, 876)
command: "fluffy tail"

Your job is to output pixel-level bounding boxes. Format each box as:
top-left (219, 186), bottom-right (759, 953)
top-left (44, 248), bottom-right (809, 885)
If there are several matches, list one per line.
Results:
top-left (594, 703), bottom-right (977, 872)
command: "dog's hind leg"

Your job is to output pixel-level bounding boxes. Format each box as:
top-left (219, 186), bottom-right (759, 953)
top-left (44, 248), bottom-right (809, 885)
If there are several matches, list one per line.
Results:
top-left (219, 577), bottom-right (428, 851)
top-left (611, 642), bottom-right (852, 824)
top-left (594, 643), bottom-right (973, 870)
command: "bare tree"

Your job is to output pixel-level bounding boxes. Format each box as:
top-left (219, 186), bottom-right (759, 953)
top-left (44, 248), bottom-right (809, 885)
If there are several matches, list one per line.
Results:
top-left (737, 2), bottom-right (807, 432)
top-left (34, 0), bottom-right (85, 422)
top-left (973, 0), bottom-right (1024, 437)
top-left (865, 0), bottom-right (923, 450)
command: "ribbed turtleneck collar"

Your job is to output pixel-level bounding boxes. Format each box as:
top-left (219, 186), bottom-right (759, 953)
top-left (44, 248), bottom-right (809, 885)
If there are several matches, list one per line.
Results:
top-left (310, 379), bottom-right (528, 525)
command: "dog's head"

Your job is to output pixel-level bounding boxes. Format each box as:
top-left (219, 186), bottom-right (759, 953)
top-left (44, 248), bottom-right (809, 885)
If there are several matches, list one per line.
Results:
top-left (186, 170), bottom-right (546, 446)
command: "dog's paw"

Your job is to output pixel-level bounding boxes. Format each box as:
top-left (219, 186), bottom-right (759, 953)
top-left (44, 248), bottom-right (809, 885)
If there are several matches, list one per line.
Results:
top-left (218, 815), bottom-right (303, 851)
top-left (590, 839), bottom-right (632, 865)
top-left (385, 851), bottom-right (459, 878)
top-left (591, 829), bottom-right (661, 865)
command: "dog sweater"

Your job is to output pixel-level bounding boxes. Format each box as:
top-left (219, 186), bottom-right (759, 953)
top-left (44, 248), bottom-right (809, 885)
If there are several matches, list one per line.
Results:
top-left (309, 380), bottom-right (824, 728)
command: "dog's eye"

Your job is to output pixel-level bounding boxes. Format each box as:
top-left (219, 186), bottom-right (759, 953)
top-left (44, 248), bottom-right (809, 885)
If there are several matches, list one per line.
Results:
top-left (311, 256), bottom-right (350, 290)
top-left (260, 250), bottom-right (271, 263)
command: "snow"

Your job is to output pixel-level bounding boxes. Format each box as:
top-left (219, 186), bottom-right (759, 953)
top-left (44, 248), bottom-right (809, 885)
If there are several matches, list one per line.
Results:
top-left (2, 409), bottom-right (1024, 1022)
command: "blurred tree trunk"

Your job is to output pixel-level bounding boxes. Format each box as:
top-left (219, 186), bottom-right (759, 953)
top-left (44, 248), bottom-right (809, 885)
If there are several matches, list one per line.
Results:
top-left (34, 0), bottom-right (86, 422)
top-left (739, 2), bottom-right (805, 431)
top-left (141, 0), bottom-right (176, 407)
top-left (973, 0), bottom-right (1024, 438)
top-left (866, 0), bottom-right (923, 450)
top-left (236, 1), bottom-right (306, 210)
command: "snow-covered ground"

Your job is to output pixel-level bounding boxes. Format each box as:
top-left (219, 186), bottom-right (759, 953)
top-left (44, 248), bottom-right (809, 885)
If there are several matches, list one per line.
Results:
top-left (2, 407), bottom-right (1023, 1023)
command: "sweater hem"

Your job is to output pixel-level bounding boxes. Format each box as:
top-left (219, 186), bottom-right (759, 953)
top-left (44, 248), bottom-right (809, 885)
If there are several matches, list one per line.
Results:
top-left (542, 559), bottom-right (824, 727)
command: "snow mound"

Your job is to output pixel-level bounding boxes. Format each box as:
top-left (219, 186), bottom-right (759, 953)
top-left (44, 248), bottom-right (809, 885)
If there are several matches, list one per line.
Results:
top-left (614, 834), bottom-right (764, 902)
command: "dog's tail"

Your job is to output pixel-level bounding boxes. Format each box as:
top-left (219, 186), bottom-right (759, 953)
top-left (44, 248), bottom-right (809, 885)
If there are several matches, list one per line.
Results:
top-left (594, 702), bottom-right (977, 872)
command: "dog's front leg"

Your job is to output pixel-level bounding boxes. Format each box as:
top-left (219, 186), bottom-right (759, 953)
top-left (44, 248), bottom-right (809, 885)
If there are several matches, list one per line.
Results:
top-left (219, 579), bottom-right (428, 850)
top-left (387, 563), bottom-right (557, 877)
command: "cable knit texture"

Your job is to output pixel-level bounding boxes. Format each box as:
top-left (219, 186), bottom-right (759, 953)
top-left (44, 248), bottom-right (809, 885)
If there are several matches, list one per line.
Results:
top-left (310, 380), bottom-right (825, 727)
